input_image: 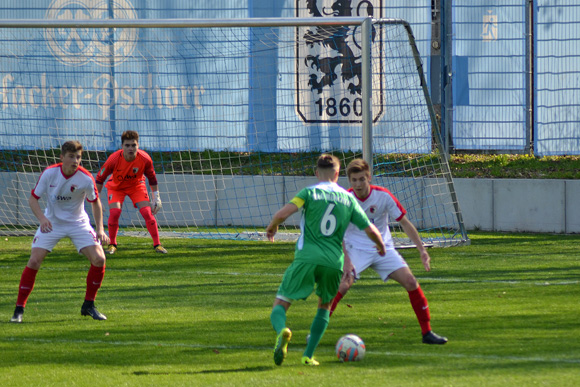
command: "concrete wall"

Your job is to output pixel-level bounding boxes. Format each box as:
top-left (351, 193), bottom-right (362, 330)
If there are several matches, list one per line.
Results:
top-left (454, 178), bottom-right (580, 233)
top-left (1, 171), bottom-right (578, 234)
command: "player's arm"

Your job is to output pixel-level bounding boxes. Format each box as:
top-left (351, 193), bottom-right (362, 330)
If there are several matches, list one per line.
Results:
top-left (143, 155), bottom-right (162, 215)
top-left (28, 194), bottom-right (52, 233)
top-left (90, 198), bottom-right (110, 245)
top-left (266, 202), bottom-right (299, 242)
top-left (399, 215), bottom-right (431, 271)
top-left (363, 223), bottom-right (386, 256)
top-left (343, 245), bottom-right (354, 275)
top-left (342, 244), bottom-right (356, 283)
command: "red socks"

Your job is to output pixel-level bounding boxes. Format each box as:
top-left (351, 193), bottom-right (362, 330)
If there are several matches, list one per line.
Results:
top-left (16, 266), bottom-right (38, 307)
top-left (85, 264), bottom-right (106, 302)
top-left (139, 206), bottom-right (160, 246)
top-left (331, 287), bottom-right (433, 335)
top-left (16, 265), bottom-right (105, 307)
top-left (329, 291), bottom-right (345, 317)
top-left (408, 286), bottom-right (432, 334)
top-left (108, 208), bottom-right (122, 245)
top-left (110, 207), bottom-right (160, 247)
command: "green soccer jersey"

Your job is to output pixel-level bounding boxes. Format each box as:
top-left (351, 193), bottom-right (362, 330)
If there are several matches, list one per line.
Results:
top-left (290, 181), bottom-right (371, 270)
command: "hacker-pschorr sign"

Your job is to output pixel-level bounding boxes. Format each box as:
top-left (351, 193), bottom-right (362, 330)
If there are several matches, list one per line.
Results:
top-left (296, 0), bottom-right (383, 124)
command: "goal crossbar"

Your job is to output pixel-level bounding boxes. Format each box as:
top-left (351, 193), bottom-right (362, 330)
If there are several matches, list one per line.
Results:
top-left (0, 17), bottom-right (469, 247)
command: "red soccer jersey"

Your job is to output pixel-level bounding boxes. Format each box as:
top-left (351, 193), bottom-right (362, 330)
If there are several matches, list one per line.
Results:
top-left (95, 149), bottom-right (158, 191)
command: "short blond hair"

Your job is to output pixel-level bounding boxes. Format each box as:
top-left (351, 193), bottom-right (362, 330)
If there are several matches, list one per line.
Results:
top-left (346, 158), bottom-right (371, 178)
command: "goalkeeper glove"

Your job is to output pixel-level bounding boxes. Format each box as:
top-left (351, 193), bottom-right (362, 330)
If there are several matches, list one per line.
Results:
top-left (151, 191), bottom-right (162, 215)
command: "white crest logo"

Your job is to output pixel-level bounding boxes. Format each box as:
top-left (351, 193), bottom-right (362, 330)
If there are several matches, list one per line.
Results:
top-left (44, 0), bottom-right (138, 66)
top-left (296, 0), bottom-right (383, 124)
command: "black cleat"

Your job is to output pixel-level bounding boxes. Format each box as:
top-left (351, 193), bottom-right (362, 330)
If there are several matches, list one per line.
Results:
top-left (81, 302), bottom-right (107, 321)
top-left (10, 306), bottom-right (24, 323)
top-left (422, 331), bottom-right (448, 344)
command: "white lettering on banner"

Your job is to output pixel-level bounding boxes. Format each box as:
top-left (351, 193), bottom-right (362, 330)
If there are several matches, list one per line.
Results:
top-left (0, 73), bottom-right (205, 120)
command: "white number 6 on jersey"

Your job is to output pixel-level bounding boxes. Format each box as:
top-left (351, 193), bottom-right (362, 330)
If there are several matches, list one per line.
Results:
top-left (320, 203), bottom-right (337, 236)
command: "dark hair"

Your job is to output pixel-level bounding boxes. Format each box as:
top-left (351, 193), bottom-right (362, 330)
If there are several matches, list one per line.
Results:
top-left (61, 140), bottom-right (83, 155)
top-left (346, 158), bottom-right (370, 178)
top-left (121, 130), bottom-right (139, 143)
top-left (317, 153), bottom-right (340, 170)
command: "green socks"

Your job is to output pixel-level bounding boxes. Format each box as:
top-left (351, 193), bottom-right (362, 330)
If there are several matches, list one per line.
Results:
top-left (303, 308), bottom-right (330, 358)
top-left (270, 304), bottom-right (287, 334)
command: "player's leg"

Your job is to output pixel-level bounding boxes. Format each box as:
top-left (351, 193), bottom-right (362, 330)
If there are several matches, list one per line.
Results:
top-left (389, 266), bottom-right (429, 330)
top-left (137, 201), bottom-right (164, 251)
top-left (329, 266), bottom-right (354, 316)
top-left (106, 190), bottom-right (125, 254)
top-left (302, 265), bottom-right (341, 366)
top-left (132, 188), bottom-right (165, 253)
top-left (388, 264), bottom-right (447, 344)
top-left (272, 262), bottom-right (315, 366)
top-left (10, 226), bottom-right (61, 323)
top-left (271, 298), bottom-right (292, 366)
top-left (330, 245), bottom-right (372, 316)
top-left (271, 298), bottom-right (291, 334)
top-left (10, 248), bottom-right (49, 323)
top-left (76, 226), bottom-right (107, 320)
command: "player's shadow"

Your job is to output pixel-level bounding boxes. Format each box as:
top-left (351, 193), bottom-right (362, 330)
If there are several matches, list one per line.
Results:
top-left (131, 366), bottom-right (271, 376)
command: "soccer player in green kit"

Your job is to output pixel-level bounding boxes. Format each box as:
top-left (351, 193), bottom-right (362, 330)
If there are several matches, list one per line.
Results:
top-left (266, 154), bottom-right (386, 366)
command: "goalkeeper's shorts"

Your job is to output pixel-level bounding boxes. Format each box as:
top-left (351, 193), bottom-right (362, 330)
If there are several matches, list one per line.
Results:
top-left (106, 186), bottom-right (149, 208)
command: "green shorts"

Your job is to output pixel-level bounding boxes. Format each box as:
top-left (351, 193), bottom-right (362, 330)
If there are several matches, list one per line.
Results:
top-left (276, 261), bottom-right (342, 304)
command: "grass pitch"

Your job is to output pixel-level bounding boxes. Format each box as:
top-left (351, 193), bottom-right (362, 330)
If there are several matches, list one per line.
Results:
top-left (1, 232), bottom-right (579, 386)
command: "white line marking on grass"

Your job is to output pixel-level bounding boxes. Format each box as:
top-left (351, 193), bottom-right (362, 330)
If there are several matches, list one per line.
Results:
top-left (415, 277), bottom-right (579, 286)
top-left (1, 265), bottom-right (578, 286)
top-left (3, 337), bottom-right (579, 364)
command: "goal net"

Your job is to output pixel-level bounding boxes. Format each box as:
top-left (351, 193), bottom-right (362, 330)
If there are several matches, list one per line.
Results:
top-left (0, 17), bottom-right (468, 247)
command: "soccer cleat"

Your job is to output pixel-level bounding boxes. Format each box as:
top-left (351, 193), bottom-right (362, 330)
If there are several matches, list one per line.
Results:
top-left (422, 330), bottom-right (448, 345)
top-left (10, 306), bottom-right (24, 323)
top-left (105, 244), bottom-right (117, 254)
top-left (81, 302), bottom-right (107, 321)
top-left (273, 327), bottom-right (292, 366)
top-left (154, 244), bottom-right (167, 254)
top-left (301, 356), bottom-right (319, 366)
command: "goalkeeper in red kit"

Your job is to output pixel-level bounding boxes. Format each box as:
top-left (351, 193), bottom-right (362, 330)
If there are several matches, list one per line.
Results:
top-left (96, 130), bottom-right (167, 254)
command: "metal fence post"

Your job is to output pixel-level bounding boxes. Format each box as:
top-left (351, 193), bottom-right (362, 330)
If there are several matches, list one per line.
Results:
top-left (525, 0), bottom-right (534, 155)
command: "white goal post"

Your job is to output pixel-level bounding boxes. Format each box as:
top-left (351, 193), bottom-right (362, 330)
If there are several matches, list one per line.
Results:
top-left (0, 17), bottom-right (468, 247)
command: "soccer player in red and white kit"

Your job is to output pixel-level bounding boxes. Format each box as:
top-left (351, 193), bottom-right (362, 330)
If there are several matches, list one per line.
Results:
top-left (10, 141), bottom-right (110, 323)
top-left (95, 130), bottom-right (167, 254)
top-left (330, 159), bottom-right (448, 344)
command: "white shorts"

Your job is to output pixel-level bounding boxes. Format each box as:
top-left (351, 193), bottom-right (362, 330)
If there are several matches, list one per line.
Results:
top-left (32, 221), bottom-right (99, 253)
top-left (344, 244), bottom-right (408, 282)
